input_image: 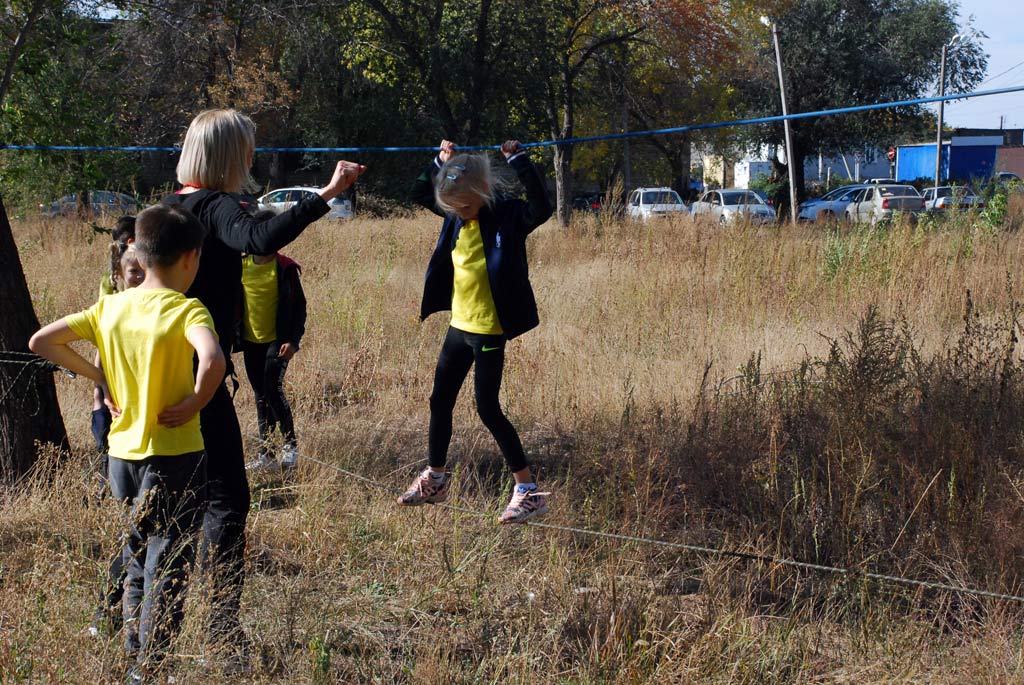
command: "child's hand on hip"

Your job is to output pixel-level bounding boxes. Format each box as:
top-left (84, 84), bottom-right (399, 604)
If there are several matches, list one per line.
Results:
top-left (98, 379), bottom-right (121, 418)
top-left (501, 140), bottom-right (523, 159)
top-left (158, 395), bottom-right (201, 428)
top-left (439, 140), bottom-right (457, 163)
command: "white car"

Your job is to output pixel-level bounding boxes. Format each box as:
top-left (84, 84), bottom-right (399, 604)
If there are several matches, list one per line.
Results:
top-left (691, 189), bottom-right (776, 225)
top-left (625, 187), bottom-right (689, 221)
top-left (844, 184), bottom-right (924, 225)
top-left (258, 187), bottom-right (352, 220)
top-left (922, 186), bottom-right (983, 212)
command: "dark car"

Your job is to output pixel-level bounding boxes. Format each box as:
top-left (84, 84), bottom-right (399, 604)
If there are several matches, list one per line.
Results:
top-left (40, 190), bottom-right (140, 218)
top-left (572, 193), bottom-right (603, 213)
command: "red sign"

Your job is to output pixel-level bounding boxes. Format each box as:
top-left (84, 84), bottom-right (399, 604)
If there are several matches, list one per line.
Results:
top-left (887, 146), bottom-right (896, 161)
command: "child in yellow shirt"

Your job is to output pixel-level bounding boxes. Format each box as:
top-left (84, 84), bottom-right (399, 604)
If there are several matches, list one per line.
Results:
top-left (31, 204), bottom-right (225, 680)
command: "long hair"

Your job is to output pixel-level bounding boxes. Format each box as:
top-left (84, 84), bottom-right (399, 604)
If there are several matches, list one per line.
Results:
top-left (176, 109), bottom-right (256, 192)
top-left (434, 153), bottom-right (499, 215)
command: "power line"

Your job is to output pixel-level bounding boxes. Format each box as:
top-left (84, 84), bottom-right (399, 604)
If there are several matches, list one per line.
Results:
top-left (1, 84), bottom-right (1023, 154)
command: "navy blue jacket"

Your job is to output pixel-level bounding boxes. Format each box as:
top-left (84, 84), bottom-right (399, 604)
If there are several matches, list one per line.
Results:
top-left (411, 153), bottom-right (553, 340)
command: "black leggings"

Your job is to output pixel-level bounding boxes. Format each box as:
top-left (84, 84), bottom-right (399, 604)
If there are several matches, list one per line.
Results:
top-left (428, 326), bottom-right (528, 473)
top-left (241, 340), bottom-right (295, 445)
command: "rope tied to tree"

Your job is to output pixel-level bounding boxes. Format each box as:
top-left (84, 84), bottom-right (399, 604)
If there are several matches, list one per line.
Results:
top-left (0, 350), bottom-right (72, 412)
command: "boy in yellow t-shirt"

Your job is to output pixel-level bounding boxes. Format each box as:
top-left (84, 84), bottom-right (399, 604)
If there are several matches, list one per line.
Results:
top-left (30, 204), bottom-right (225, 678)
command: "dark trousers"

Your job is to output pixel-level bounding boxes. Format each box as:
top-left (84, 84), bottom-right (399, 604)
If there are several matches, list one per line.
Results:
top-left (428, 326), bottom-right (528, 473)
top-left (199, 382), bottom-right (251, 645)
top-left (107, 451), bottom-right (206, 665)
top-left (91, 408), bottom-right (127, 623)
top-left (241, 339), bottom-right (296, 446)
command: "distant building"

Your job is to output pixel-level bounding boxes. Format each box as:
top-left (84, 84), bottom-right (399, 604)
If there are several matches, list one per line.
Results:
top-left (895, 136), bottom-right (1002, 182)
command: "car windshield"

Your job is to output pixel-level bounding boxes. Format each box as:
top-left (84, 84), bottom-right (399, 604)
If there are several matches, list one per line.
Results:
top-left (877, 186), bottom-right (920, 197)
top-left (642, 191), bottom-right (682, 205)
top-left (721, 191), bottom-right (765, 206)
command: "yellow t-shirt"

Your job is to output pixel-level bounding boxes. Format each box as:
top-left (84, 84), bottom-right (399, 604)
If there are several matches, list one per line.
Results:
top-left (66, 288), bottom-right (216, 460)
top-left (241, 255), bottom-right (278, 344)
top-left (450, 220), bottom-right (503, 335)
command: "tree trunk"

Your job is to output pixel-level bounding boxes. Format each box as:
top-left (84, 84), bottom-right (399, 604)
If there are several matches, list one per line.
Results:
top-left (0, 197), bottom-right (69, 482)
top-left (553, 143), bottom-right (574, 227)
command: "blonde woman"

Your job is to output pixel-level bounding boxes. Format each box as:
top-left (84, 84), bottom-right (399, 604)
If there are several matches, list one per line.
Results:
top-left (162, 108), bottom-right (364, 671)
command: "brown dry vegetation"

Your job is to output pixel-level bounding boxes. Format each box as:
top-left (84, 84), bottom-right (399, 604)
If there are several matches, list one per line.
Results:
top-left (4, 202), bottom-right (1024, 683)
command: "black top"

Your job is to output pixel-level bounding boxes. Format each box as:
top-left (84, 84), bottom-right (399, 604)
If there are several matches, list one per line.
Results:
top-left (162, 189), bottom-right (328, 356)
top-left (411, 153), bottom-right (552, 340)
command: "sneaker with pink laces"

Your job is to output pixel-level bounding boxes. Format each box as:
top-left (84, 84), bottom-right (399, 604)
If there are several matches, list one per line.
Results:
top-left (498, 485), bottom-right (550, 524)
top-left (397, 469), bottom-right (451, 506)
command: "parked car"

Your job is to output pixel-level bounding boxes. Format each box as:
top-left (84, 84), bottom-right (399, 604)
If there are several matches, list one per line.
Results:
top-left (750, 189), bottom-right (774, 208)
top-left (866, 177), bottom-right (898, 185)
top-left (922, 185), bottom-right (983, 212)
top-left (996, 172), bottom-right (1022, 186)
top-left (625, 187), bottom-right (689, 221)
top-left (690, 189), bottom-right (776, 225)
top-left (40, 190), bottom-right (140, 218)
top-left (797, 184), bottom-right (867, 222)
top-left (844, 184), bottom-right (925, 224)
top-left (258, 187), bottom-right (352, 220)
top-left (572, 193), bottom-right (603, 213)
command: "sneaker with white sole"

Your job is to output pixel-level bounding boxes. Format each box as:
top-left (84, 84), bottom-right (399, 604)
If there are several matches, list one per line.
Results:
top-left (280, 444), bottom-right (299, 470)
top-left (245, 453), bottom-right (279, 473)
top-left (498, 486), bottom-right (550, 524)
top-left (397, 469), bottom-right (451, 506)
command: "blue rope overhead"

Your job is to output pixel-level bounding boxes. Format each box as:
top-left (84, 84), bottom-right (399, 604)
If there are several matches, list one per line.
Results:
top-left (1, 84), bottom-right (1022, 154)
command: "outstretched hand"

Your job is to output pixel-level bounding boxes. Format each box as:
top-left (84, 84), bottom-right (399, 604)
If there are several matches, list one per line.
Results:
top-left (319, 161), bottom-right (366, 201)
top-left (501, 140), bottom-right (523, 159)
top-left (439, 139), bottom-right (457, 163)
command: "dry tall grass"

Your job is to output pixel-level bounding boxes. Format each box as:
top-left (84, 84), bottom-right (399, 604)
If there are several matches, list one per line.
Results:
top-left (4, 207), bottom-right (1024, 683)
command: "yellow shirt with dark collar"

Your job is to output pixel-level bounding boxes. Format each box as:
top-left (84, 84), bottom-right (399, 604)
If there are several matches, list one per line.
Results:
top-left (241, 255), bottom-right (279, 344)
top-left (66, 288), bottom-right (215, 460)
top-left (450, 219), bottom-right (503, 335)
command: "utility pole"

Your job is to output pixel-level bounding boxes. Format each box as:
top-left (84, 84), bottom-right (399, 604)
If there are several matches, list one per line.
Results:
top-left (934, 35), bottom-right (963, 198)
top-left (762, 17), bottom-right (798, 224)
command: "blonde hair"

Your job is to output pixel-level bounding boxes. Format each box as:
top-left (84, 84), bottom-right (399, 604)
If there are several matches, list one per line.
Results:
top-left (435, 153), bottom-right (495, 215)
top-left (176, 109), bottom-right (256, 192)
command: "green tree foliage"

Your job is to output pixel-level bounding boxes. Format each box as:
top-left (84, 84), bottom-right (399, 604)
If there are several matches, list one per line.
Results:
top-left (737, 0), bottom-right (987, 204)
top-left (0, 3), bottom-right (139, 212)
top-left (0, 0), bottom-right (994, 218)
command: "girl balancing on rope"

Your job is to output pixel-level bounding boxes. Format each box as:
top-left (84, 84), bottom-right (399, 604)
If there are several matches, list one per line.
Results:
top-left (401, 138), bottom-right (553, 523)
top-left (162, 109), bottom-right (364, 673)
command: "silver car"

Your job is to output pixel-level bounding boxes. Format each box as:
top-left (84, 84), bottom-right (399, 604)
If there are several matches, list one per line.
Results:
top-left (40, 190), bottom-right (140, 218)
top-left (844, 184), bottom-right (925, 225)
top-left (922, 186), bottom-right (983, 212)
top-left (797, 184), bottom-right (866, 222)
top-left (258, 186), bottom-right (353, 220)
top-left (690, 189), bottom-right (776, 225)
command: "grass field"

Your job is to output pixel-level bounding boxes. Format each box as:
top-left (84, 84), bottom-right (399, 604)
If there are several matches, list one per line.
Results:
top-left (4, 200), bottom-right (1024, 683)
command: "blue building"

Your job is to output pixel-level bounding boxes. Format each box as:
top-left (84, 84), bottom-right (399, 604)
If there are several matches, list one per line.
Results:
top-left (895, 136), bottom-right (1002, 183)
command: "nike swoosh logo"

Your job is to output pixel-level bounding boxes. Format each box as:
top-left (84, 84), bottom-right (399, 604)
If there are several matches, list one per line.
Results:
top-left (481, 345), bottom-right (501, 352)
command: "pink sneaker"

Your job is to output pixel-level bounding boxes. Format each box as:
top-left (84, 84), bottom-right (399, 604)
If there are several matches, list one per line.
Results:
top-left (498, 486), bottom-right (550, 524)
top-left (397, 469), bottom-right (451, 506)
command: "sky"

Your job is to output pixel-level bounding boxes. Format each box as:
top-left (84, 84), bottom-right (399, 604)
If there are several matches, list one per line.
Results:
top-left (941, 0), bottom-right (1024, 129)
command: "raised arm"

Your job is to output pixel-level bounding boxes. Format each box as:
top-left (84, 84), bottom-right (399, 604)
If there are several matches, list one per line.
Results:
top-left (501, 140), bottom-right (552, 233)
top-left (213, 160), bottom-right (366, 255)
top-left (410, 139), bottom-right (457, 218)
